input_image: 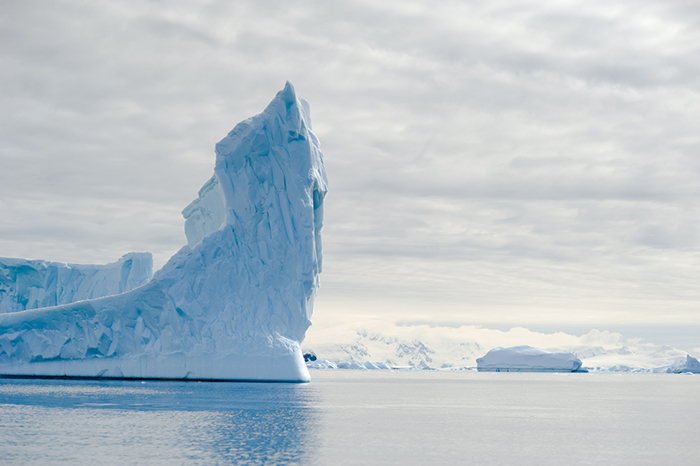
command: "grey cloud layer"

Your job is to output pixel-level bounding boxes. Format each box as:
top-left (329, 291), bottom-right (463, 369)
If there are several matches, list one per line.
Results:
top-left (1, 0), bottom-right (699, 331)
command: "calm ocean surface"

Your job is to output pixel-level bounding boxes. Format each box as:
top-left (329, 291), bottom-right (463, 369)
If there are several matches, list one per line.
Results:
top-left (1, 370), bottom-right (698, 465)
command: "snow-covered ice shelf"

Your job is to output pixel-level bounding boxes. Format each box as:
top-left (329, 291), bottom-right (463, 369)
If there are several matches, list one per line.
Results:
top-left (0, 82), bottom-right (327, 382)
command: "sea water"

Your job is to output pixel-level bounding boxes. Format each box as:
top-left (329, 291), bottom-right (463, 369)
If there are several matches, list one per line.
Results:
top-left (1, 371), bottom-right (698, 465)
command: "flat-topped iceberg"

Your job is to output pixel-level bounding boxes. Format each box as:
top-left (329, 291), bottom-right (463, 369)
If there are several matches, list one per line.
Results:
top-left (476, 345), bottom-right (584, 372)
top-left (0, 253), bottom-right (153, 314)
top-left (0, 82), bottom-right (327, 382)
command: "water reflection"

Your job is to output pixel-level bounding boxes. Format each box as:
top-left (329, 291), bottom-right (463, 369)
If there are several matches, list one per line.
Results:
top-left (0, 379), bottom-right (319, 464)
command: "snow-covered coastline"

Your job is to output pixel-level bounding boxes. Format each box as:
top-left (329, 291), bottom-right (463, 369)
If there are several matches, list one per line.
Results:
top-left (302, 322), bottom-right (699, 373)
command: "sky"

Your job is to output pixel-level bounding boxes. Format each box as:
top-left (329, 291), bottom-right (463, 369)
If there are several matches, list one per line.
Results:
top-left (1, 0), bottom-right (699, 351)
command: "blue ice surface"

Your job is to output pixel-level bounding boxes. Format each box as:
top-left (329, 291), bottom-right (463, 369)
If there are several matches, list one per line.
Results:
top-left (0, 253), bottom-right (153, 313)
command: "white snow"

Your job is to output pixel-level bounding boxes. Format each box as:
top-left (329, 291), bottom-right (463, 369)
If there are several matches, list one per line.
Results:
top-left (476, 345), bottom-right (583, 372)
top-left (0, 82), bottom-right (327, 382)
top-left (306, 359), bottom-right (338, 370)
top-left (0, 253), bottom-right (152, 314)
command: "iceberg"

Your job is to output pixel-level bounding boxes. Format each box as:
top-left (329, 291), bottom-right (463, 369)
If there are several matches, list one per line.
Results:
top-left (0, 82), bottom-right (327, 382)
top-left (0, 253), bottom-right (153, 314)
top-left (476, 345), bottom-right (584, 372)
top-left (667, 354), bottom-right (700, 374)
top-left (306, 359), bottom-right (338, 370)
top-left (336, 361), bottom-right (368, 370)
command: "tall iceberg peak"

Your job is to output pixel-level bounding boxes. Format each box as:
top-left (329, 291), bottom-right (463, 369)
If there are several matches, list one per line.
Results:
top-left (0, 82), bottom-right (327, 382)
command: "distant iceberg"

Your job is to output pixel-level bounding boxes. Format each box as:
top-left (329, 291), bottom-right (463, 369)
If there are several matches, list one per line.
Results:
top-left (666, 355), bottom-right (700, 374)
top-left (476, 345), bottom-right (584, 372)
top-left (0, 82), bottom-right (326, 382)
top-left (306, 359), bottom-right (338, 370)
top-left (0, 253), bottom-right (153, 314)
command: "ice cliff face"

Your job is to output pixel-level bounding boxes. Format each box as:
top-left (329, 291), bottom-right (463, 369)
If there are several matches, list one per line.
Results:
top-left (0, 253), bottom-right (153, 314)
top-left (0, 82), bottom-right (326, 382)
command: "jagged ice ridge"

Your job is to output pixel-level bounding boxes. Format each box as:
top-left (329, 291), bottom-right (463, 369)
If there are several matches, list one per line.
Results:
top-left (0, 253), bottom-right (153, 314)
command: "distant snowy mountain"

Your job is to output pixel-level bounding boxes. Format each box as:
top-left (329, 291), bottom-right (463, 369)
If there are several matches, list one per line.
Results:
top-left (303, 322), bottom-right (692, 371)
top-left (306, 329), bottom-right (482, 369)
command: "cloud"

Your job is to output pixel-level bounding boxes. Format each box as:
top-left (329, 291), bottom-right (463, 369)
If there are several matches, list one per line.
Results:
top-left (1, 0), bottom-right (699, 344)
